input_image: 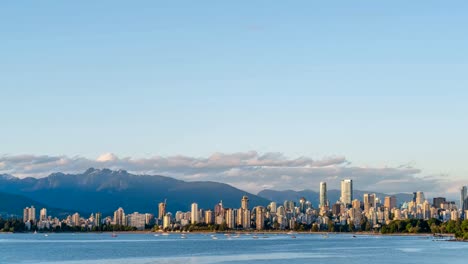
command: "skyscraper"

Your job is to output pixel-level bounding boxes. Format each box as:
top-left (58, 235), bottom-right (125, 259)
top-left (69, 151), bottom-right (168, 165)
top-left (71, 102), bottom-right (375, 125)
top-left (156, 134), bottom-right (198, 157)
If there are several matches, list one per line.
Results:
top-left (95, 212), bottom-right (102, 227)
top-left (158, 201), bottom-right (166, 220)
top-left (340, 179), bottom-right (353, 205)
top-left (269, 202), bottom-right (277, 213)
top-left (113, 207), bottom-right (126, 226)
top-left (241, 196), bottom-right (249, 210)
top-left (299, 197), bottom-right (307, 213)
top-left (191, 203), bottom-right (199, 224)
top-left (255, 206), bottom-right (265, 230)
top-left (384, 196), bottom-right (397, 210)
top-left (72, 212), bottom-right (80, 227)
top-left (40, 208), bottom-right (47, 221)
top-left (461, 186), bottom-right (467, 210)
top-left (319, 182), bottom-right (327, 207)
top-left (416, 191), bottom-right (425, 205)
top-left (205, 210), bottom-right (213, 224)
top-left (364, 193), bottom-right (376, 211)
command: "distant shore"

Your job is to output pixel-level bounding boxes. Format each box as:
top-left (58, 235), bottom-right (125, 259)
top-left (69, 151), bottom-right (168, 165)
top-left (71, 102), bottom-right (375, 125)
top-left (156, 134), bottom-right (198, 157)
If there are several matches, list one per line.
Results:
top-left (3, 230), bottom-right (453, 237)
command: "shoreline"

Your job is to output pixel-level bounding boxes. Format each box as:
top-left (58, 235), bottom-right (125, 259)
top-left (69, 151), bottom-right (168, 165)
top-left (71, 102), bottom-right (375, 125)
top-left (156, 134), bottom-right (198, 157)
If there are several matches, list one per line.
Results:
top-left (1, 230), bottom-right (453, 237)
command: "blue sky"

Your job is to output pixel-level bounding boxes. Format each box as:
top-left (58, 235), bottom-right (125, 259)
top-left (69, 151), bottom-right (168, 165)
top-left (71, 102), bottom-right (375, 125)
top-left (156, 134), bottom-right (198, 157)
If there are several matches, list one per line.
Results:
top-left (1, 1), bottom-right (467, 195)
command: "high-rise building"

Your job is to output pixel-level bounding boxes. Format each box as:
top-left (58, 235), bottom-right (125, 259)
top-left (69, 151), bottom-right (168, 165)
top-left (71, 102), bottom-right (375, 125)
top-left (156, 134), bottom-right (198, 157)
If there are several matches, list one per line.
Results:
top-left (29, 206), bottom-right (36, 223)
top-left (255, 206), bottom-right (265, 230)
top-left (225, 208), bottom-right (235, 229)
top-left (158, 202), bottom-right (166, 220)
top-left (72, 212), bottom-right (80, 227)
top-left (40, 208), bottom-right (47, 221)
top-left (163, 214), bottom-right (171, 229)
top-left (242, 209), bottom-right (251, 229)
top-left (23, 206), bottom-right (37, 223)
top-left (269, 202), bottom-right (277, 213)
top-left (416, 191), bottom-right (425, 205)
top-left (384, 196), bottom-right (397, 210)
top-left (433, 197), bottom-right (446, 209)
top-left (113, 207), bottom-right (126, 226)
top-left (214, 201), bottom-right (224, 217)
top-left (461, 186), bottom-right (467, 210)
top-left (340, 179), bottom-right (353, 205)
top-left (320, 182), bottom-right (327, 207)
top-left (23, 207), bottom-right (31, 223)
top-left (205, 210), bottom-right (213, 224)
top-left (352, 199), bottom-right (361, 210)
top-left (191, 203), bottom-right (199, 224)
top-left (95, 212), bottom-right (102, 227)
top-left (299, 197), bottom-right (307, 213)
top-left (332, 203), bottom-right (342, 216)
top-left (422, 201), bottom-right (431, 220)
top-left (364, 193), bottom-right (376, 211)
top-left (127, 212), bottom-right (146, 230)
top-left (241, 196), bottom-right (249, 210)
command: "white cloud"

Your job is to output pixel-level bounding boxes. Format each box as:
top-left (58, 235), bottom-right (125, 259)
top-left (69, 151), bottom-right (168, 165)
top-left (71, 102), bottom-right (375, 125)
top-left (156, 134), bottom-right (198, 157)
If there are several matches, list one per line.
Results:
top-left (0, 152), bottom-right (452, 196)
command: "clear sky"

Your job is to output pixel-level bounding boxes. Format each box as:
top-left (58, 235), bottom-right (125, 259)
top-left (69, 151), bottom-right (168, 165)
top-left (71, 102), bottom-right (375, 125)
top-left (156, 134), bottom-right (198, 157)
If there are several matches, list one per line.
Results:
top-left (1, 1), bottom-right (467, 196)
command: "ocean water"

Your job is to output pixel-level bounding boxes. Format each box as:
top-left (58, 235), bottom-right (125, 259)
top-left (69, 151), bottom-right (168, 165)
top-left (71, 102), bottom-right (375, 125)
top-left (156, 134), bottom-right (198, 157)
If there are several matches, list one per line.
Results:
top-left (0, 233), bottom-right (467, 264)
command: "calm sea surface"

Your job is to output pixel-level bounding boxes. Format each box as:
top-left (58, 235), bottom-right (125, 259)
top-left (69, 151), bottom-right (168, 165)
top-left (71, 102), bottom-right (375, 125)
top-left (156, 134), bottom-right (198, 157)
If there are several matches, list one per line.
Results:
top-left (1, 233), bottom-right (467, 264)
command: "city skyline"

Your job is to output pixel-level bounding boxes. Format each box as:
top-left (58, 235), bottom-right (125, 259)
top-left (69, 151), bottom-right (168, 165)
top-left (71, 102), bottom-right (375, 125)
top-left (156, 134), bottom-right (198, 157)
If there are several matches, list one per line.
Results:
top-left (18, 180), bottom-right (468, 233)
top-left (1, 2), bottom-right (468, 202)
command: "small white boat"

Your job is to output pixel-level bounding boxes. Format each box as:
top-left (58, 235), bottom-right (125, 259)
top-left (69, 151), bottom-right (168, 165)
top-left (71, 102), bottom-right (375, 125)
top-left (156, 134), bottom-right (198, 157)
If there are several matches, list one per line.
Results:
top-left (252, 235), bottom-right (259, 239)
top-left (161, 233), bottom-right (170, 236)
top-left (44, 234), bottom-right (49, 237)
top-left (211, 236), bottom-right (218, 240)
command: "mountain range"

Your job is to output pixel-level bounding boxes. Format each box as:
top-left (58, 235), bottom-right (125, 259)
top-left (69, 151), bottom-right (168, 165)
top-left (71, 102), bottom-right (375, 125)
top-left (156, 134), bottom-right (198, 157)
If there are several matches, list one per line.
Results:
top-left (0, 169), bottom-right (270, 217)
top-left (0, 169), bottom-right (418, 218)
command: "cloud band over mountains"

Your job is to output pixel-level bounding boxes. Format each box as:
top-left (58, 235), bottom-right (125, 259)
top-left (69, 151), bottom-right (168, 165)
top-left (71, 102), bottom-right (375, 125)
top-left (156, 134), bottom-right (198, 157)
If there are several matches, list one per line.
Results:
top-left (0, 152), bottom-right (450, 195)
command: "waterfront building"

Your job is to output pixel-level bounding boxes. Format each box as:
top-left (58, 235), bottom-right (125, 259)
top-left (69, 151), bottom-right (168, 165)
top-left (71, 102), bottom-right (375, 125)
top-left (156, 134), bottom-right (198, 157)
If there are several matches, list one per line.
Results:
top-left (225, 208), bottom-right (235, 229)
top-left (205, 210), bottom-right (213, 224)
top-left (127, 212), bottom-right (146, 230)
top-left (145, 213), bottom-right (153, 225)
top-left (113, 207), bottom-right (126, 226)
top-left (23, 206), bottom-right (36, 223)
top-left (241, 196), bottom-right (249, 210)
top-left (340, 179), bottom-right (353, 205)
top-left (320, 181), bottom-right (327, 207)
top-left (191, 203), bottom-right (199, 224)
top-left (158, 202), bottom-right (166, 220)
top-left (255, 206), bottom-right (265, 230)
top-left (214, 201), bottom-right (224, 217)
top-left (163, 214), bottom-right (171, 229)
top-left (72, 212), bottom-right (80, 227)
top-left (95, 212), bottom-right (102, 227)
top-left (40, 208), bottom-right (47, 221)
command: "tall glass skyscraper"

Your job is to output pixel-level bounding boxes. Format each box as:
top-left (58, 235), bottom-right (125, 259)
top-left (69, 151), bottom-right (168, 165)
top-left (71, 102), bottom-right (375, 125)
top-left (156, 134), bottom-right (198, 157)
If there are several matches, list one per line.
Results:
top-left (461, 186), bottom-right (467, 211)
top-left (340, 179), bottom-right (353, 205)
top-left (319, 182), bottom-right (327, 207)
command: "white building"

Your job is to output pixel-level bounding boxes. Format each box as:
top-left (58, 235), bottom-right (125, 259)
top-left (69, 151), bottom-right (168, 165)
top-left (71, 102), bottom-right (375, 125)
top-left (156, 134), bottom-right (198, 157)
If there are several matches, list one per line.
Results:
top-left (340, 179), bottom-right (353, 205)
top-left (127, 212), bottom-right (146, 230)
top-left (191, 203), bottom-right (199, 224)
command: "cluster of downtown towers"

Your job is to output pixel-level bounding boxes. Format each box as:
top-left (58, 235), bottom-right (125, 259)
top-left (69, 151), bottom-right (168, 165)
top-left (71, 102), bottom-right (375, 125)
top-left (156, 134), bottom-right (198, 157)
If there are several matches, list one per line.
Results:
top-left (22, 180), bottom-right (468, 231)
